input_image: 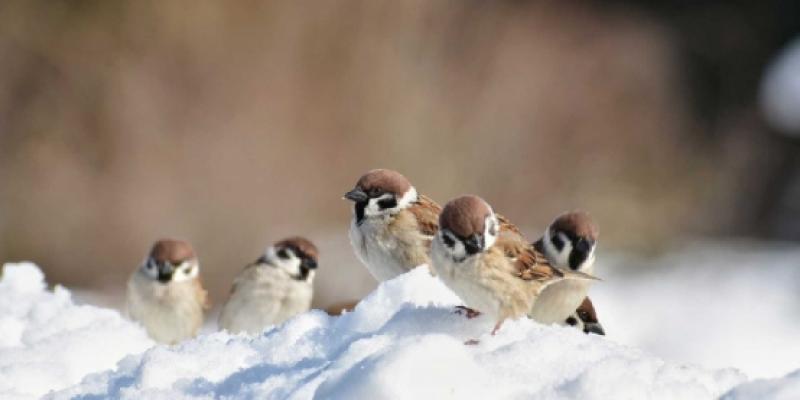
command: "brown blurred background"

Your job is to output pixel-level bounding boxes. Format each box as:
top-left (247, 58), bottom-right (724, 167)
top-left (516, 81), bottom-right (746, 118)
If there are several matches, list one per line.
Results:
top-left (1, 1), bottom-right (799, 310)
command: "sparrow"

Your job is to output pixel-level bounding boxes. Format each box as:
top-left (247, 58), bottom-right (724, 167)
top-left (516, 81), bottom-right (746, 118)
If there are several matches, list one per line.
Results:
top-left (344, 169), bottom-right (441, 282)
top-left (565, 297), bottom-right (605, 335)
top-left (430, 195), bottom-right (597, 336)
top-left (218, 237), bottom-right (319, 334)
top-left (529, 211), bottom-right (600, 326)
top-left (126, 239), bottom-right (209, 344)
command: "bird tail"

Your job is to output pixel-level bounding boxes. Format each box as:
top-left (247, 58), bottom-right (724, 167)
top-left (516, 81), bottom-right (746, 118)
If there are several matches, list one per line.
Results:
top-left (558, 268), bottom-right (601, 282)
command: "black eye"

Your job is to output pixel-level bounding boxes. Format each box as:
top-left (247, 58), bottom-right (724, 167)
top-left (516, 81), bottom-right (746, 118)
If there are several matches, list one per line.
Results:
top-left (377, 197), bottom-right (397, 209)
top-left (566, 316), bottom-right (578, 326)
top-left (369, 188), bottom-right (382, 197)
top-left (442, 234), bottom-right (455, 247)
top-left (551, 233), bottom-right (564, 251)
top-left (277, 248), bottom-right (289, 258)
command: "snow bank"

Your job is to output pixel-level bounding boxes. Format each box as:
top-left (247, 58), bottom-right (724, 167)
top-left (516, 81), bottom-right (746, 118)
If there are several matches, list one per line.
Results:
top-left (593, 241), bottom-right (800, 379)
top-left (48, 267), bottom-right (748, 400)
top-left (0, 263), bottom-right (153, 400)
top-left (723, 370), bottom-right (800, 400)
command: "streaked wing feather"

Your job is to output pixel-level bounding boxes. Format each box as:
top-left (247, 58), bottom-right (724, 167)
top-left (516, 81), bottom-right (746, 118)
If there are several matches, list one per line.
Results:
top-left (408, 194), bottom-right (441, 238)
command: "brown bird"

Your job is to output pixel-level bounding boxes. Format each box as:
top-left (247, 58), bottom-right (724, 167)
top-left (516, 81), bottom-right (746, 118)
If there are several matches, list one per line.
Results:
top-left (344, 169), bottom-right (441, 281)
top-left (530, 211), bottom-right (601, 328)
top-left (565, 297), bottom-right (605, 335)
top-left (430, 195), bottom-right (597, 336)
top-left (126, 239), bottom-right (209, 344)
top-left (219, 237), bottom-right (319, 334)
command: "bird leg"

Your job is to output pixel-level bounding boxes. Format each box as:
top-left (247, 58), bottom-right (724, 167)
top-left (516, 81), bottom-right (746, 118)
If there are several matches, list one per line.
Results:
top-left (491, 320), bottom-right (504, 336)
top-left (454, 305), bottom-right (481, 319)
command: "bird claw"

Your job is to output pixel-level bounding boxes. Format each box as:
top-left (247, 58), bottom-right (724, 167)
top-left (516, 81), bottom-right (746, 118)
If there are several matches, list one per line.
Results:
top-left (464, 339), bottom-right (480, 345)
top-left (454, 306), bottom-right (481, 319)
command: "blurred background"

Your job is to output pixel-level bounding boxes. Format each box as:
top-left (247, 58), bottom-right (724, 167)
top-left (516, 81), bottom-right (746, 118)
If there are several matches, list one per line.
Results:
top-left (1, 1), bottom-right (800, 373)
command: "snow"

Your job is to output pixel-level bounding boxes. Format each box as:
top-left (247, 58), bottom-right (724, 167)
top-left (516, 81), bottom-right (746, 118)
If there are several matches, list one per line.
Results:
top-left (41, 266), bottom-right (747, 399)
top-left (593, 241), bottom-right (800, 379)
top-left (761, 36), bottom-right (800, 135)
top-left (2, 247), bottom-right (800, 399)
top-left (0, 263), bottom-right (153, 400)
top-left (723, 370), bottom-right (800, 400)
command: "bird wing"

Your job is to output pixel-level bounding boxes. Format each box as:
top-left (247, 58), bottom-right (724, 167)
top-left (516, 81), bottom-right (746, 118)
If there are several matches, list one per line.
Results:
top-left (496, 213), bottom-right (524, 238)
top-left (408, 194), bottom-right (442, 238)
top-left (490, 213), bottom-right (559, 282)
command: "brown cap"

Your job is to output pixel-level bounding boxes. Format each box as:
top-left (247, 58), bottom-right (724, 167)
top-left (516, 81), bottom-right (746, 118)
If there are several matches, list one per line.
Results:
top-left (439, 195), bottom-right (493, 238)
top-left (354, 169), bottom-right (412, 196)
top-left (274, 236), bottom-right (319, 261)
top-left (148, 239), bottom-right (196, 264)
top-left (551, 211), bottom-right (598, 241)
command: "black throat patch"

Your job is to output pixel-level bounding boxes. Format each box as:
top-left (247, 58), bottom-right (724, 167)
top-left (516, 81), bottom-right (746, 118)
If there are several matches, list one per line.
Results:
top-left (568, 247), bottom-right (588, 270)
top-left (355, 202), bottom-right (367, 225)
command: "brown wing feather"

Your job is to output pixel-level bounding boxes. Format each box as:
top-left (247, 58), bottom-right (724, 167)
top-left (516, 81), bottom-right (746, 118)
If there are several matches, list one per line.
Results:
top-left (408, 194), bottom-right (441, 237)
top-left (496, 213), bottom-right (523, 237)
top-left (497, 235), bottom-right (562, 282)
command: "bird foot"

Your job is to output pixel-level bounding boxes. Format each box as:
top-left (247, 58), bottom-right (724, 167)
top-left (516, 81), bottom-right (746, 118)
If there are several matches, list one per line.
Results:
top-left (454, 306), bottom-right (481, 319)
top-left (464, 339), bottom-right (480, 345)
top-left (491, 321), bottom-right (504, 336)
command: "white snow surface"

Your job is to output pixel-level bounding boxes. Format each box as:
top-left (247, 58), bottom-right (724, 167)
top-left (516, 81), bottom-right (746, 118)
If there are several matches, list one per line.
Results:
top-left (722, 370), bottom-right (800, 400)
top-left (2, 249), bottom-right (800, 399)
top-left (45, 266), bottom-right (746, 400)
top-left (593, 241), bottom-right (800, 380)
top-left (0, 263), bottom-right (153, 400)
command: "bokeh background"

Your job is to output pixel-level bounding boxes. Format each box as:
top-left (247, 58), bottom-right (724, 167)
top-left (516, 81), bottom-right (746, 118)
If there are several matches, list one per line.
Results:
top-left (1, 0), bottom-right (800, 335)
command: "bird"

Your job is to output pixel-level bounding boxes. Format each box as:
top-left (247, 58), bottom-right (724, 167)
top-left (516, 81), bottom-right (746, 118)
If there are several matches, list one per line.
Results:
top-left (344, 169), bottom-right (441, 282)
top-left (565, 297), bottom-right (605, 335)
top-left (126, 239), bottom-right (209, 344)
top-left (218, 237), bottom-right (319, 334)
top-left (430, 195), bottom-right (598, 336)
top-left (529, 211), bottom-right (600, 326)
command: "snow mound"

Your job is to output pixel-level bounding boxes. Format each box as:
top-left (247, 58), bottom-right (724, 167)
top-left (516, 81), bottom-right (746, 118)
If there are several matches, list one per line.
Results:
top-left (49, 266), bottom-right (747, 400)
top-left (0, 263), bottom-right (153, 400)
top-left (723, 370), bottom-right (800, 400)
top-left (594, 242), bottom-right (800, 379)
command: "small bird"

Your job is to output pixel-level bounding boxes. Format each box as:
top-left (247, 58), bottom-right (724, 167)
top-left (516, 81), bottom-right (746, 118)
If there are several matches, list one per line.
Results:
top-left (529, 211), bottom-right (600, 326)
top-left (430, 195), bottom-right (597, 336)
top-left (218, 237), bottom-right (319, 334)
top-left (565, 297), bottom-right (605, 335)
top-left (126, 239), bottom-right (209, 344)
top-left (344, 169), bottom-right (441, 282)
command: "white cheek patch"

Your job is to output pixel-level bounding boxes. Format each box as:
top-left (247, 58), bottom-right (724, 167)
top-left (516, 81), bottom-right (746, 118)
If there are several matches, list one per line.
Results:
top-left (141, 259), bottom-right (158, 279)
top-left (396, 186), bottom-right (418, 209)
top-left (483, 214), bottom-right (498, 250)
top-left (363, 187), bottom-right (418, 217)
top-left (171, 260), bottom-right (199, 282)
top-left (363, 194), bottom-right (393, 217)
top-left (265, 246), bottom-right (302, 277)
top-left (440, 230), bottom-right (467, 262)
top-left (543, 229), bottom-right (571, 268)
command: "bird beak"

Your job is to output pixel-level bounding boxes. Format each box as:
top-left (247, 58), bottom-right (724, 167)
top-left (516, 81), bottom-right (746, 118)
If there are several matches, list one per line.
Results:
top-left (464, 234), bottom-right (484, 255)
top-left (301, 258), bottom-right (318, 270)
top-left (584, 322), bottom-right (605, 336)
top-left (575, 238), bottom-right (593, 254)
top-left (343, 188), bottom-right (368, 202)
top-left (157, 262), bottom-right (174, 283)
